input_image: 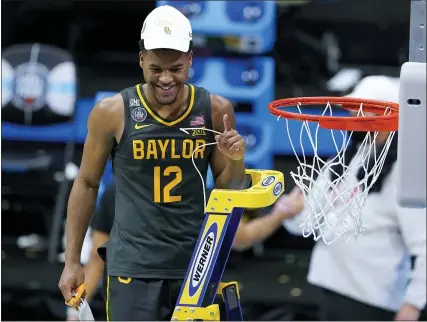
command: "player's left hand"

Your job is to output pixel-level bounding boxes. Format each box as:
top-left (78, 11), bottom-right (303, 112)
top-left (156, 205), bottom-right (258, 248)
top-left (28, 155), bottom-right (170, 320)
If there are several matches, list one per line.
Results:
top-left (215, 114), bottom-right (245, 161)
top-left (272, 186), bottom-right (304, 219)
top-left (394, 303), bottom-right (420, 321)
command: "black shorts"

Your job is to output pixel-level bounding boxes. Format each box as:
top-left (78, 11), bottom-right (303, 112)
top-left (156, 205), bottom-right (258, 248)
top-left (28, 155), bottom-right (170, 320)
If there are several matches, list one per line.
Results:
top-left (318, 288), bottom-right (395, 321)
top-left (105, 276), bottom-right (183, 321)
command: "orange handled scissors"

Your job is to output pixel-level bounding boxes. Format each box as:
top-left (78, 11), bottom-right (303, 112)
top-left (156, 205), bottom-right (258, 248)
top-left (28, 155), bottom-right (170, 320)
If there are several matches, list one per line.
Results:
top-left (65, 283), bottom-right (86, 309)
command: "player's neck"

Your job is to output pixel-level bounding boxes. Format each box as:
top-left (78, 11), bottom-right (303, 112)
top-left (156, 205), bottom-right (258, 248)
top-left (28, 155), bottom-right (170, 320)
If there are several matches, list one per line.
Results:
top-left (142, 83), bottom-right (189, 115)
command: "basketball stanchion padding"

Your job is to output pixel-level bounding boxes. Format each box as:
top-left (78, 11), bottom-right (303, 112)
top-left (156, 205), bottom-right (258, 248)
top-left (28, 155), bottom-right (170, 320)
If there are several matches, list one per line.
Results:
top-left (172, 169), bottom-right (284, 321)
top-left (269, 97), bottom-right (399, 244)
top-left (2, 43), bottom-right (77, 126)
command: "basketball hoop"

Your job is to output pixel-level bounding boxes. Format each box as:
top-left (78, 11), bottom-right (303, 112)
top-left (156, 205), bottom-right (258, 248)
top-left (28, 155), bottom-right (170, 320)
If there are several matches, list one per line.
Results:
top-left (269, 97), bottom-right (399, 244)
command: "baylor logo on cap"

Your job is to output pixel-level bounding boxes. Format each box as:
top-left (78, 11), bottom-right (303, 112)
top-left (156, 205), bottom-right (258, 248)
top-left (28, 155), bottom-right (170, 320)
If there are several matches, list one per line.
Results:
top-left (164, 26), bottom-right (171, 35)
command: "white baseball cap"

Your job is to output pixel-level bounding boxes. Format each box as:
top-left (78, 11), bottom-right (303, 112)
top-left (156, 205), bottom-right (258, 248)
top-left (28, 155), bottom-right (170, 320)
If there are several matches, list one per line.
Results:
top-left (347, 75), bottom-right (400, 104)
top-left (140, 5), bottom-right (193, 53)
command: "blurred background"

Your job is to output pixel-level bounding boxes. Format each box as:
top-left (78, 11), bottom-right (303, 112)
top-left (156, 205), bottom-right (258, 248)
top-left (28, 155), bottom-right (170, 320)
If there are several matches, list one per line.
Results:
top-left (1, 0), bottom-right (411, 320)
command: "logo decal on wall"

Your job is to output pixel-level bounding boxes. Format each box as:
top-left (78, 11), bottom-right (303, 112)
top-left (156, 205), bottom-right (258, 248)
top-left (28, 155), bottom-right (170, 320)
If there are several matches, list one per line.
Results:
top-left (12, 62), bottom-right (49, 112)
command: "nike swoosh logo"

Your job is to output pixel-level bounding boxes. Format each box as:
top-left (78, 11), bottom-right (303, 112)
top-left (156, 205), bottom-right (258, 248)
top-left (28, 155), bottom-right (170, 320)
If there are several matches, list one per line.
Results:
top-left (135, 124), bottom-right (153, 130)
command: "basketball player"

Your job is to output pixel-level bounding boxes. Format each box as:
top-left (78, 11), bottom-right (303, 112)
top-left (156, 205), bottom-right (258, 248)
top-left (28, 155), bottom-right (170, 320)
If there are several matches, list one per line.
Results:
top-left (59, 5), bottom-right (249, 320)
top-left (65, 181), bottom-right (304, 320)
top-left (284, 76), bottom-right (426, 321)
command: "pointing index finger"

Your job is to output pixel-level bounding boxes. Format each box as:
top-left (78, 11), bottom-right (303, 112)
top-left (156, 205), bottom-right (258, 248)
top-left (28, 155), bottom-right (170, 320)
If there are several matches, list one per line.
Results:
top-left (223, 114), bottom-right (232, 132)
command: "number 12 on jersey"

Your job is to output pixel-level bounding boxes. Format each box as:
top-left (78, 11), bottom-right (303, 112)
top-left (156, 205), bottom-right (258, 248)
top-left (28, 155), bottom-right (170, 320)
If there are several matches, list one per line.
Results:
top-left (154, 166), bottom-right (182, 203)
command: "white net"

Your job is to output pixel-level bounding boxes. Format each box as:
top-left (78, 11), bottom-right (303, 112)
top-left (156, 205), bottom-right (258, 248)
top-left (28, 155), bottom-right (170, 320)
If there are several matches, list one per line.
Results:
top-left (278, 101), bottom-right (396, 244)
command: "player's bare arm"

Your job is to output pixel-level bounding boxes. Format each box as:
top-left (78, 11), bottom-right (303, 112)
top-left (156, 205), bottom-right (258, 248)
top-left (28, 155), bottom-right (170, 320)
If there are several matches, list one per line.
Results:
top-left (66, 231), bottom-right (109, 320)
top-left (210, 94), bottom-right (246, 190)
top-left (233, 188), bottom-right (304, 250)
top-left (59, 94), bottom-right (124, 303)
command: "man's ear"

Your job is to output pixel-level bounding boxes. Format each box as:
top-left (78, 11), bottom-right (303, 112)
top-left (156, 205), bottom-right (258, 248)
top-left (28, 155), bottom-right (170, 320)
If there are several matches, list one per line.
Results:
top-left (188, 51), bottom-right (193, 67)
top-left (139, 51), bottom-right (144, 69)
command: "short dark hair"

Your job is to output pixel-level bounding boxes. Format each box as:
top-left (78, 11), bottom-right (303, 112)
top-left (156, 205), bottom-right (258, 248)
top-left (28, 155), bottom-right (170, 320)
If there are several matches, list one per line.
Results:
top-left (138, 39), bottom-right (193, 53)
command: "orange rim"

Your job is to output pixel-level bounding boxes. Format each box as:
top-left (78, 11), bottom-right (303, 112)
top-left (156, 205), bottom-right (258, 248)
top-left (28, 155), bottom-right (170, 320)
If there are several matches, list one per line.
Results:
top-left (268, 96), bottom-right (399, 131)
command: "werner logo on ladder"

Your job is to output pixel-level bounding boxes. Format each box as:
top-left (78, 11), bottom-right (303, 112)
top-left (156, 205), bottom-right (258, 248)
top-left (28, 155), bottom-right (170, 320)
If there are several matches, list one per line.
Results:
top-left (190, 223), bottom-right (217, 296)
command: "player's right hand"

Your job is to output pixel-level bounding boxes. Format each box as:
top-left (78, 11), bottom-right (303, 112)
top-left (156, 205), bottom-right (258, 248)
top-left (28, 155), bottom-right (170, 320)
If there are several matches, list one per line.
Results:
top-left (58, 262), bottom-right (85, 304)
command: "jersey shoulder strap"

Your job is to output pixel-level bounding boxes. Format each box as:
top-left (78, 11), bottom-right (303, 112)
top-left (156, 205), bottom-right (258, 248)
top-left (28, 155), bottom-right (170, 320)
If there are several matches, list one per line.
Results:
top-left (115, 85), bottom-right (141, 150)
top-left (190, 84), bottom-right (213, 130)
